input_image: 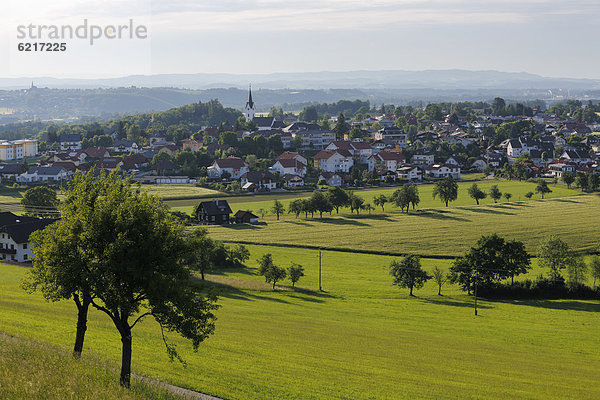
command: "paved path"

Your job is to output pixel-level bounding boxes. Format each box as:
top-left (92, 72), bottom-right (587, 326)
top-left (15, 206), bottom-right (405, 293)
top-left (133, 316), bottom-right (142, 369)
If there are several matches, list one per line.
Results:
top-left (135, 375), bottom-right (224, 400)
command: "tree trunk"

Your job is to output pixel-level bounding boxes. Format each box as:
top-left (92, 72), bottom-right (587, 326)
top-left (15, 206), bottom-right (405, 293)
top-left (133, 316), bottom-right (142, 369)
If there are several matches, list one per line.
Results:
top-left (445, 200), bottom-right (448, 207)
top-left (438, 285), bottom-right (441, 296)
top-left (476, 199), bottom-right (479, 205)
top-left (119, 325), bottom-right (133, 388)
top-left (201, 269), bottom-right (205, 280)
top-left (73, 294), bottom-right (90, 358)
top-left (272, 281), bottom-right (276, 289)
top-left (409, 286), bottom-right (413, 296)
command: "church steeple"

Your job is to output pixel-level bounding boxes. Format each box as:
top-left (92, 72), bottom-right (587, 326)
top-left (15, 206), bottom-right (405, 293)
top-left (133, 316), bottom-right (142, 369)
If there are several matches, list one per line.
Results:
top-left (244, 84), bottom-right (255, 122)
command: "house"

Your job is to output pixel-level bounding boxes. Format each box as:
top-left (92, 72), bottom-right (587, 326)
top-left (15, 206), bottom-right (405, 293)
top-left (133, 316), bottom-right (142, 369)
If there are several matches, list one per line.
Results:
top-left (410, 150), bottom-right (435, 166)
top-left (0, 140), bottom-right (38, 161)
top-left (314, 150), bottom-right (354, 173)
top-left (47, 150), bottom-right (87, 166)
top-left (318, 171), bottom-right (345, 186)
top-left (276, 151), bottom-right (308, 165)
top-left (153, 160), bottom-right (180, 175)
top-left (155, 144), bottom-right (180, 156)
top-left (181, 139), bottom-right (202, 152)
top-left (207, 157), bottom-right (249, 179)
top-left (374, 127), bottom-right (407, 147)
top-left (470, 158), bottom-right (488, 171)
top-left (291, 129), bottom-right (336, 150)
top-left (113, 139), bottom-right (140, 154)
top-left (59, 134), bottom-right (82, 151)
top-left (252, 117), bottom-right (277, 131)
top-left (547, 161), bottom-right (577, 178)
top-left (271, 158), bottom-right (307, 177)
top-left (445, 156), bottom-right (460, 166)
top-left (424, 164), bottom-right (461, 179)
top-left (240, 171), bottom-right (277, 191)
top-left (132, 176), bottom-right (196, 185)
top-left (281, 174), bottom-right (304, 188)
top-left (195, 200), bottom-right (232, 225)
top-left (96, 157), bottom-right (122, 171)
top-left (397, 165), bottom-right (423, 182)
top-left (0, 212), bottom-right (57, 262)
top-left (84, 147), bottom-right (110, 159)
top-left (0, 164), bottom-right (28, 179)
top-left (325, 140), bottom-right (373, 164)
top-left (17, 166), bottom-right (69, 183)
top-left (367, 151), bottom-right (405, 173)
top-left (560, 150), bottom-right (591, 165)
top-left (234, 210), bottom-right (259, 224)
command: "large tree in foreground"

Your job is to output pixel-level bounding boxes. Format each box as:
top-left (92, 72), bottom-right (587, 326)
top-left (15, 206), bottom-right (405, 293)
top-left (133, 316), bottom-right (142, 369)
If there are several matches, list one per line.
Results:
top-left (25, 171), bottom-right (103, 358)
top-left (31, 171), bottom-right (219, 388)
top-left (432, 177), bottom-right (458, 207)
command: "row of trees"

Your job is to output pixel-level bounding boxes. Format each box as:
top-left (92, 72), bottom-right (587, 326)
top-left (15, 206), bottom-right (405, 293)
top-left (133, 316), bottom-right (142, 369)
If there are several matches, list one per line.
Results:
top-left (257, 253), bottom-right (305, 289)
top-left (562, 171), bottom-right (600, 192)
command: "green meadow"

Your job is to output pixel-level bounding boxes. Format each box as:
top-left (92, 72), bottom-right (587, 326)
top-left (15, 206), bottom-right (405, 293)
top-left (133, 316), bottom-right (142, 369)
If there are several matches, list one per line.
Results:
top-left (1, 242), bottom-right (600, 400)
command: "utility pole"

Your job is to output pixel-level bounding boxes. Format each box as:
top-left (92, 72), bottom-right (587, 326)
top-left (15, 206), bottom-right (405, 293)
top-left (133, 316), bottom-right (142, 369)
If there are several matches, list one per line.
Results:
top-left (318, 249), bottom-right (322, 291)
top-left (474, 269), bottom-right (479, 316)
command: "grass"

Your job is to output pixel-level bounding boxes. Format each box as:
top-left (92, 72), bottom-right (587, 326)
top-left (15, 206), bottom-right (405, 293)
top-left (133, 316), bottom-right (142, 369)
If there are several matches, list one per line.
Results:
top-left (0, 332), bottom-right (181, 400)
top-left (204, 193), bottom-right (599, 257)
top-left (2, 245), bottom-right (600, 400)
top-left (165, 179), bottom-right (577, 215)
top-left (140, 185), bottom-right (222, 200)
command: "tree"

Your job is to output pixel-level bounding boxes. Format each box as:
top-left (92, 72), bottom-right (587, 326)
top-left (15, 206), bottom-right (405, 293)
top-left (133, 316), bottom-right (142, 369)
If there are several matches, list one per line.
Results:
top-left (334, 113), bottom-right (348, 140)
top-left (566, 257), bottom-right (587, 289)
top-left (288, 199), bottom-right (303, 218)
top-left (25, 172), bottom-right (101, 358)
top-left (310, 191), bottom-right (333, 219)
top-left (299, 106), bottom-right (318, 122)
top-left (21, 186), bottom-right (59, 217)
top-left (467, 183), bottom-right (487, 205)
top-left (589, 173), bottom-right (600, 191)
top-left (575, 172), bottom-right (589, 192)
top-left (538, 235), bottom-right (571, 281)
top-left (492, 97), bottom-right (506, 115)
top-left (389, 255), bottom-right (431, 296)
top-left (504, 192), bottom-right (512, 201)
top-left (562, 171), bottom-right (575, 189)
top-left (450, 234), bottom-right (530, 293)
top-left (288, 263), bottom-right (305, 287)
top-left (185, 228), bottom-right (215, 280)
top-left (432, 177), bottom-right (458, 207)
top-left (536, 180), bottom-right (552, 199)
top-left (32, 171), bottom-right (218, 387)
top-left (391, 186), bottom-right (410, 213)
top-left (524, 191), bottom-right (534, 199)
top-left (348, 192), bottom-right (365, 214)
top-left (373, 194), bottom-right (388, 212)
top-left (407, 184), bottom-right (420, 210)
top-left (432, 267), bottom-right (448, 296)
top-left (272, 200), bottom-right (285, 220)
top-left (265, 265), bottom-right (287, 289)
top-left (589, 256), bottom-right (600, 288)
top-left (257, 253), bottom-right (275, 282)
top-left (488, 185), bottom-right (502, 203)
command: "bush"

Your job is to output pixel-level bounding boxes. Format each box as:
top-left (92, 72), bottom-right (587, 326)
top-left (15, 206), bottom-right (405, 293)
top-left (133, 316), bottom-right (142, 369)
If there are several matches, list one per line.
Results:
top-left (478, 276), bottom-right (599, 299)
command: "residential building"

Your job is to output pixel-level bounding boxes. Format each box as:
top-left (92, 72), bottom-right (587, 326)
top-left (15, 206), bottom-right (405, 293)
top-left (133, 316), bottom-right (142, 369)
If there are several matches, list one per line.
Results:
top-left (0, 139), bottom-right (38, 161)
top-left (367, 151), bottom-right (405, 173)
top-left (314, 150), bottom-right (354, 173)
top-left (195, 200), bottom-right (232, 225)
top-left (240, 171), bottom-right (277, 191)
top-left (410, 150), bottom-right (435, 166)
top-left (113, 139), bottom-right (140, 153)
top-left (234, 210), bottom-right (259, 224)
top-left (397, 165), bottom-right (423, 182)
top-left (0, 212), bottom-right (56, 262)
top-left (424, 164), bottom-right (461, 179)
top-left (17, 166), bottom-right (69, 183)
top-left (318, 171), bottom-right (345, 186)
top-left (59, 134), bottom-right (82, 151)
top-left (271, 158), bottom-right (307, 177)
top-left (181, 139), bottom-right (202, 152)
top-left (374, 127), bottom-right (407, 147)
top-left (207, 157), bottom-right (249, 179)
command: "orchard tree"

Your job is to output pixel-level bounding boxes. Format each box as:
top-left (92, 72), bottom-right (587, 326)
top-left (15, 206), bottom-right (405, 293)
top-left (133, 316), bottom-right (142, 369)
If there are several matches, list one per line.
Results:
top-left (288, 263), bottom-right (305, 287)
top-left (575, 172), bottom-right (589, 192)
top-left (272, 200), bottom-right (285, 220)
top-left (536, 180), bottom-right (552, 199)
top-left (504, 192), bottom-right (512, 201)
top-left (589, 256), bottom-right (600, 288)
top-left (257, 253), bottom-right (275, 282)
top-left (407, 184), bottom-right (420, 210)
top-left (310, 191), bottom-right (333, 219)
top-left (288, 199), bottom-right (303, 218)
top-left (325, 186), bottom-right (349, 214)
top-left (348, 192), bottom-right (365, 214)
top-left (373, 194), bottom-right (388, 212)
top-left (432, 177), bottom-right (458, 207)
top-left (562, 171), bottom-right (575, 189)
top-left (566, 257), bottom-right (588, 289)
top-left (185, 228), bottom-right (215, 280)
top-left (489, 185), bottom-right (502, 203)
top-left (468, 183), bottom-right (487, 205)
top-left (538, 235), bottom-right (571, 281)
top-left (432, 267), bottom-right (448, 296)
top-left (391, 186), bottom-right (410, 213)
top-left (389, 255), bottom-right (431, 296)
top-left (524, 191), bottom-right (534, 199)
top-left (265, 265), bottom-right (287, 289)
top-left (21, 186), bottom-right (59, 217)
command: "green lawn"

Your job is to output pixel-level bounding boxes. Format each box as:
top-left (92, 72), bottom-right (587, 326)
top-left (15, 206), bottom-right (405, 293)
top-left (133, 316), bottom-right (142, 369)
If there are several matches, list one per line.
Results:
top-left (205, 192), bottom-right (599, 257)
top-left (165, 179), bottom-right (577, 216)
top-left (141, 184), bottom-right (222, 199)
top-left (2, 246), bottom-right (600, 400)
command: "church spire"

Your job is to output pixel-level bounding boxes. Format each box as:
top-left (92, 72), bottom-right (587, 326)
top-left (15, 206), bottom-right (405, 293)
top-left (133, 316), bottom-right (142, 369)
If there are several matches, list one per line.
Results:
top-left (244, 84), bottom-right (255, 122)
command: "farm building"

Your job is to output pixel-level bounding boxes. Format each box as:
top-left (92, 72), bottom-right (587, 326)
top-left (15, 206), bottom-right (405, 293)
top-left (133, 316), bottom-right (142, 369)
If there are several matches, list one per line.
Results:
top-left (195, 200), bottom-right (232, 225)
top-left (234, 210), bottom-right (259, 224)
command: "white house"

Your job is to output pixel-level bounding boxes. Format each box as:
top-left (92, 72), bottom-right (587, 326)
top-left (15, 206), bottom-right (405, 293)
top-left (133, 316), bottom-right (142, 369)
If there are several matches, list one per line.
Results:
top-left (271, 158), bottom-right (307, 177)
top-left (325, 140), bottom-right (373, 164)
top-left (314, 149), bottom-right (354, 173)
top-left (410, 150), bottom-right (435, 166)
top-left (207, 157), bottom-right (249, 179)
top-left (59, 134), bottom-right (82, 151)
top-left (113, 139), bottom-right (140, 154)
top-left (424, 164), bottom-right (461, 179)
top-left (397, 165), bottom-right (423, 182)
top-left (547, 162), bottom-right (576, 178)
top-left (367, 151), bottom-right (405, 173)
top-left (240, 171), bottom-right (277, 191)
top-left (0, 212), bottom-right (56, 262)
top-left (281, 174), bottom-right (304, 188)
top-left (17, 166), bottom-right (69, 183)
top-left (375, 127), bottom-right (407, 147)
top-left (318, 171), bottom-right (344, 186)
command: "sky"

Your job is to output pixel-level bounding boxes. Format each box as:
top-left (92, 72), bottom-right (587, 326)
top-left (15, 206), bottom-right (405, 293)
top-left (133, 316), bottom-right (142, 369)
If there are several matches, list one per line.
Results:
top-left (1, 0), bottom-right (599, 79)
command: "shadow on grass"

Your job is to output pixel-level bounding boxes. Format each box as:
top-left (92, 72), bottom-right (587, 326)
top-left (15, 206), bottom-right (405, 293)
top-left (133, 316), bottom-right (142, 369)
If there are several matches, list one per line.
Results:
top-left (508, 202), bottom-right (532, 207)
top-left (461, 207), bottom-right (514, 215)
top-left (551, 198), bottom-right (581, 204)
top-left (488, 299), bottom-right (600, 312)
top-left (417, 296), bottom-right (493, 309)
top-left (207, 266), bottom-right (255, 276)
top-left (204, 280), bottom-right (295, 304)
top-left (220, 222), bottom-right (266, 230)
top-left (414, 209), bottom-right (471, 222)
top-left (317, 218), bottom-right (369, 227)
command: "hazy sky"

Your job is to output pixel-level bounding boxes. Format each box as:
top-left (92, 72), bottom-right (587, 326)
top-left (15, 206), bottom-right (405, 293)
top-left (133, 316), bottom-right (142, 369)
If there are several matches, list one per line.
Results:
top-left (2, 0), bottom-right (599, 79)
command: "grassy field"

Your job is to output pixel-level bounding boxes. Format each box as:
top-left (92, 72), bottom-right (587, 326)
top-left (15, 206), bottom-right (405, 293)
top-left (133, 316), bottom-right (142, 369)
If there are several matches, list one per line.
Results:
top-left (2, 245), bottom-right (600, 400)
top-left (140, 185), bottom-right (222, 199)
top-left (0, 332), bottom-right (180, 400)
top-left (205, 192), bottom-right (599, 257)
top-left (165, 180), bottom-right (577, 215)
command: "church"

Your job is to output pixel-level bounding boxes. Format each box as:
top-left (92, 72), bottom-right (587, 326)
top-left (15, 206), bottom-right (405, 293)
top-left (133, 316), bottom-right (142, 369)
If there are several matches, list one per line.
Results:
top-left (243, 85), bottom-right (283, 130)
